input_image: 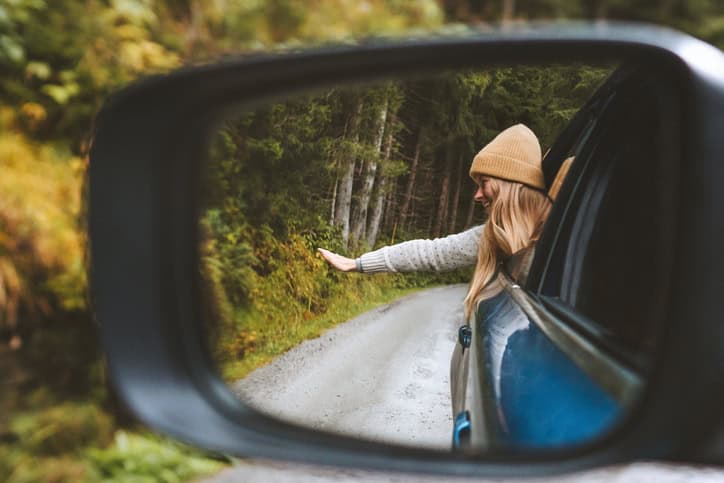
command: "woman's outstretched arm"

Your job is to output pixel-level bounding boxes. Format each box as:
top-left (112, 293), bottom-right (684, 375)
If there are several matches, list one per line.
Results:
top-left (319, 224), bottom-right (484, 274)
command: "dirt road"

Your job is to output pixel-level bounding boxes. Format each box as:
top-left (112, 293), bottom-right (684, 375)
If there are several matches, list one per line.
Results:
top-left (232, 284), bottom-right (468, 450)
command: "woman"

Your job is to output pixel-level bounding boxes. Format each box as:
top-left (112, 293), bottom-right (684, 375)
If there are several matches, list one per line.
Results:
top-left (319, 123), bottom-right (556, 318)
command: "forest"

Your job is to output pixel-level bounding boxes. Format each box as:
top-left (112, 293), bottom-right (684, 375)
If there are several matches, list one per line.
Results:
top-left (1, 1), bottom-right (722, 482)
top-left (201, 65), bottom-right (611, 378)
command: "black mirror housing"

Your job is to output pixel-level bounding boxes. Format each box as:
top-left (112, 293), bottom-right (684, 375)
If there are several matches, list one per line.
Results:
top-left (89, 23), bottom-right (724, 477)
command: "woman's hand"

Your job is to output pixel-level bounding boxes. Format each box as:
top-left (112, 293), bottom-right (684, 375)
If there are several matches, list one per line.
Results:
top-left (317, 248), bottom-right (357, 272)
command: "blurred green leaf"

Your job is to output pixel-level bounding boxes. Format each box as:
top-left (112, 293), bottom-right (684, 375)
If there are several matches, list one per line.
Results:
top-left (0, 35), bottom-right (24, 63)
top-left (40, 83), bottom-right (73, 104)
top-left (24, 60), bottom-right (50, 79)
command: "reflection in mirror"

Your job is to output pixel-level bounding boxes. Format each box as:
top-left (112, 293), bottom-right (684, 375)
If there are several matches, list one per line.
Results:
top-left (197, 61), bottom-right (664, 453)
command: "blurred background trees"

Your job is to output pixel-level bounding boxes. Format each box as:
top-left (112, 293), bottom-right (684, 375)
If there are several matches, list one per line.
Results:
top-left (1, 1), bottom-right (722, 481)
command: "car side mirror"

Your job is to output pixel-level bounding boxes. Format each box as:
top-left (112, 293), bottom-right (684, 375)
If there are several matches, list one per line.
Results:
top-left (89, 23), bottom-right (724, 477)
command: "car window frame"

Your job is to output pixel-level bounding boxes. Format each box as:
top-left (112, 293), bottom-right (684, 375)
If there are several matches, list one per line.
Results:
top-left (497, 64), bottom-right (678, 405)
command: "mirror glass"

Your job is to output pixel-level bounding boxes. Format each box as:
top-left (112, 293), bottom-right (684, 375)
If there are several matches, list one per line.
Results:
top-left (198, 61), bottom-right (668, 453)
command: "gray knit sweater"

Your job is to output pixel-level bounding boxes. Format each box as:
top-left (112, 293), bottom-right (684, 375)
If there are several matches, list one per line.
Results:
top-left (357, 225), bottom-right (484, 273)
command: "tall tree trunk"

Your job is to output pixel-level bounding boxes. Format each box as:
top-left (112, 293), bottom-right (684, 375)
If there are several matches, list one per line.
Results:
top-left (407, 187), bottom-right (417, 233)
top-left (464, 187), bottom-right (477, 228)
top-left (417, 159), bottom-right (435, 235)
top-left (502, 0), bottom-right (515, 22)
top-left (366, 129), bottom-right (394, 248)
top-left (383, 178), bottom-right (397, 233)
top-left (328, 120), bottom-right (349, 225)
top-left (658, 0), bottom-right (675, 19)
top-left (591, 0), bottom-right (608, 20)
top-left (350, 99), bottom-right (388, 247)
top-left (186, 0), bottom-right (206, 50)
top-left (447, 154), bottom-right (463, 234)
top-left (333, 100), bottom-right (363, 247)
top-left (398, 127), bottom-right (422, 230)
top-left (433, 145), bottom-right (453, 238)
top-left (385, 179), bottom-right (399, 244)
top-left (329, 173), bottom-right (338, 225)
top-left (426, 204), bottom-right (435, 237)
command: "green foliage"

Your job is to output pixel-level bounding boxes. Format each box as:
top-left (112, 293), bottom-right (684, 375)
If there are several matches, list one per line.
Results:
top-left (0, 390), bottom-right (222, 482)
top-left (476, 64), bottom-right (612, 148)
top-left (85, 431), bottom-right (224, 483)
top-left (1, 424), bottom-right (223, 483)
top-left (202, 210), bottom-right (258, 307)
top-left (1, 401), bottom-right (106, 482)
top-left (1, 455), bottom-right (91, 483)
top-left (0, 111), bottom-right (86, 334)
top-left (177, 0), bottom-right (443, 52)
top-left (0, 0), bottom-right (45, 65)
top-left (10, 402), bottom-right (114, 456)
top-left (2, 0), bottom-right (180, 145)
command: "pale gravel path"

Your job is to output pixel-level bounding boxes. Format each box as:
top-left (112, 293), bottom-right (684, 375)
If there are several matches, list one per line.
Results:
top-left (232, 284), bottom-right (468, 450)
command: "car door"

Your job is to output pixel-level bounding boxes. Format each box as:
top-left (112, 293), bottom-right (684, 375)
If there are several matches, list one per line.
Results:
top-left (453, 62), bottom-right (679, 451)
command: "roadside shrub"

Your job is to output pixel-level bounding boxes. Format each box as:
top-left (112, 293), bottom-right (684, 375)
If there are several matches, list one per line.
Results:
top-left (10, 402), bottom-right (113, 456)
top-left (1, 428), bottom-right (224, 483)
top-left (3, 455), bottom-right (91, 483)
top-left (0, 114), bottom-right (86, 342)
top-left (85, 431), bottom-right (224, 482)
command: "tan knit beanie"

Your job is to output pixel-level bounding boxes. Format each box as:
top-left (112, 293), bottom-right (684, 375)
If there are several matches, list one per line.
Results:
top-left (469, 124), bottom-right (544, 190)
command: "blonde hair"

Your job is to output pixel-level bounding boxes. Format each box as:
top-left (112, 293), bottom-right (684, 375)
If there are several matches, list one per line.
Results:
top-left (463, 178), bottom-right (552, 320)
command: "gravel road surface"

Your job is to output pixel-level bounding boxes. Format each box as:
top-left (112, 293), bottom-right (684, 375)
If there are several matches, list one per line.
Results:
top-left (232, 284), bottom-right (467, 450)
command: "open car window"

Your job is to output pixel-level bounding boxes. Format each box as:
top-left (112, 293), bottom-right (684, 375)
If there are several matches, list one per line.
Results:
top-left (534, 69), bottom-right (679, 370)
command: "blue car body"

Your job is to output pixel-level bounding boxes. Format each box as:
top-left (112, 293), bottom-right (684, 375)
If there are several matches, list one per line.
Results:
top-left (473, 289), bottom-right (620, 448)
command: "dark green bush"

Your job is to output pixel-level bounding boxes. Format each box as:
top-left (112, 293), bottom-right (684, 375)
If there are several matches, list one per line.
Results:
top-left (10, 402), bottom-right (113, 456)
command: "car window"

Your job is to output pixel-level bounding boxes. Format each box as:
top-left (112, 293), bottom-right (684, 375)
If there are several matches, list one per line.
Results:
top-left (538, 76), bottom-right (678, 364)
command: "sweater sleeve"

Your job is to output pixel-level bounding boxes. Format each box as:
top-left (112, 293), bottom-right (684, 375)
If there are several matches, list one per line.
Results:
top-left (357, 225), bottom-right (483, 273)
